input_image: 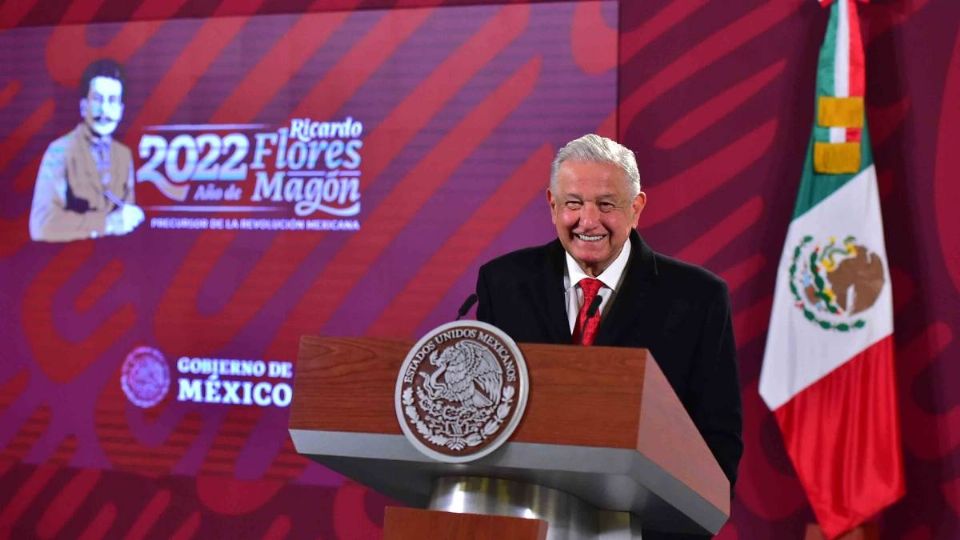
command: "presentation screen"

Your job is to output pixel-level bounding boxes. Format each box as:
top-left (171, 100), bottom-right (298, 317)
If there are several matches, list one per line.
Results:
top-left (0, 1), bottom-right (616, 536)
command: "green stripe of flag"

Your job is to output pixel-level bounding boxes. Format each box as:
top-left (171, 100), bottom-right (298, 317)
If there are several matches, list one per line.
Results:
top-left (816, 3), bottom-right (838, 99)
top-left (791, 2), bottom-right (875, 220)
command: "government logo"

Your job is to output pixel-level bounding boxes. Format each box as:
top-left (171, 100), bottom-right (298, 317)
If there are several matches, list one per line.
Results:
top-left (789, 234), bottom-right (886, 332)
top-left (121, 346), bottom-right (171, 408)
top-left (395, 321), bottom-right (529, 463)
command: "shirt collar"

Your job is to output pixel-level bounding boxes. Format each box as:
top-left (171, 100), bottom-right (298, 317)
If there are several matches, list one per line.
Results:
top-left (81, 123), bottom-right (112, 146)
top-left (564, 235), bottom-right (632, 291)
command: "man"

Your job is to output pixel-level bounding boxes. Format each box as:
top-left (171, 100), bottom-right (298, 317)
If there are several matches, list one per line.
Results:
top-left (475, 134), bottom-right (742, 532)
top-left (29, 58), bottom-right (144, 242)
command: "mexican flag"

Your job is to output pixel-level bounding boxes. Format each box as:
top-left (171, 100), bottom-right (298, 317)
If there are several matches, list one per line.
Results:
top-left (758, 0), bottom-right (904, 537)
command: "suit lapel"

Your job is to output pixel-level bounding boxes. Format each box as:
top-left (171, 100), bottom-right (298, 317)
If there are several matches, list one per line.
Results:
top-left (532, 239), bottom-right (571, 343)
top-left (594, 230), bottom-right (658, 346)
top-left (66, 125), bottom-right (105, 210)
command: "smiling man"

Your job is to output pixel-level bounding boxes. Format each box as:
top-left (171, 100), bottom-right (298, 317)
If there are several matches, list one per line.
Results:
top-left (475, 135), bottom-right (742, 529)
top-left (29, 58), bottom-right (145, 242)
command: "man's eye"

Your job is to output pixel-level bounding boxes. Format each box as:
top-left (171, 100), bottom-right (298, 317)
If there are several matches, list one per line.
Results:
top-left (565, 201), bottom-right (582, 210)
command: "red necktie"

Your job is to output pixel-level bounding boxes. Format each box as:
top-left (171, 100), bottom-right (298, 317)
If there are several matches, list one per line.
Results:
top-left (572, 278), bottom-right (604, 346)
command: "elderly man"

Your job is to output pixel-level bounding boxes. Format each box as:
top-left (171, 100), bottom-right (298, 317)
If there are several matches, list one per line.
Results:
top-left (29, 58), bottom-right (144, 242)
top-left (475, 134), bottom-right (742, 529)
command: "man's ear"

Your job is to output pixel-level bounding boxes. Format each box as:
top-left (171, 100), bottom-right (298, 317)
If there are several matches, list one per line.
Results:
top-left (79, 98), bottom-right (88, 119)
top-left (631, 191), bottom-right (647, 226)
top-left (546, 188), bottom-right (558, 225)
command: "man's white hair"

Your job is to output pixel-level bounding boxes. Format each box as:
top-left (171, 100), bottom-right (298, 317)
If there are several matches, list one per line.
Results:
top-left (549, 134), bottom-right (641, 197)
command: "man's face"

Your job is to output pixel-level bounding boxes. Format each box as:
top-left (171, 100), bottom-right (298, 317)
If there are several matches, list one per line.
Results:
top-left (81, 76), bottom-right (124, 137)
top-left (548, 160), bottom-right (646, 277)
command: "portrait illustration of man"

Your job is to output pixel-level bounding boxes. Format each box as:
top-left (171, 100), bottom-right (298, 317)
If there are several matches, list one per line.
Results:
top-left (29, 58), bottom-right (145, 242)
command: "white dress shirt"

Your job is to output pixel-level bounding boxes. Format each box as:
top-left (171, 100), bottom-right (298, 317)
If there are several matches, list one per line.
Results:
top-left (562, 236), bottom-right (632, 333)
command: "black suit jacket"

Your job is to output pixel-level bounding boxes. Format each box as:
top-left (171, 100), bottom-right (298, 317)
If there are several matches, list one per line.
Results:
top-left (475, 230), bottom-right (743, 491)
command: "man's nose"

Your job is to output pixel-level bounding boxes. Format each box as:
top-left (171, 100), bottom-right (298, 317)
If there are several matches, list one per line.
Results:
top-left (579, 202), bottom-right (600, 225)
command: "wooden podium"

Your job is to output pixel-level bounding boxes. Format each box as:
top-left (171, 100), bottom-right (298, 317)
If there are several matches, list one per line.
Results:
top-left (289, 336), bottom-right (729, 538)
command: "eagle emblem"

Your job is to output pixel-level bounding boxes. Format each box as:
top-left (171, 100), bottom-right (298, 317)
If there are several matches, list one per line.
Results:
top-left (121, 346), bottom-right (170, 408)
top-left (395, 321), bottom-right (528, 463)
top-left (788, 234), bottom-right (886, 332)
top-left (420, 340), bottom-right (503, 408)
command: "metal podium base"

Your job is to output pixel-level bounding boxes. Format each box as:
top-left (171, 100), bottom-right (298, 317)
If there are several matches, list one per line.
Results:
top-left (427, 476), bottom-right (642, 540)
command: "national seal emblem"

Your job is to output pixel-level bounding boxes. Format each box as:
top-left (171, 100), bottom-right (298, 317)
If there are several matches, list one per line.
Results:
top-left (121, 346), bottom-right (171, 408)
top-left (788, 234), bottom-right (886, 332)
top-left (395, 320), bottom-right (529, 463)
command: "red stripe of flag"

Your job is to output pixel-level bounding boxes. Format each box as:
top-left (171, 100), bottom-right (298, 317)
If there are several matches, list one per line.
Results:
top-left (847, 0), bottom-right (866, 142)
top-left (773, 336), bottom-right (904, 538)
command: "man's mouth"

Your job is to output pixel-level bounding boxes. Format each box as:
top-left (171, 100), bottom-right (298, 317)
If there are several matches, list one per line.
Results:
top-left (575, 233), bottom-right (605, 242)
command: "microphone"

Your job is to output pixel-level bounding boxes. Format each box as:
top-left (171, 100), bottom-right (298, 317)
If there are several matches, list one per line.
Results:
top-left (586, 294), bottom-right (603, 318)
top-left (456, 293), bottom-right (478, 320)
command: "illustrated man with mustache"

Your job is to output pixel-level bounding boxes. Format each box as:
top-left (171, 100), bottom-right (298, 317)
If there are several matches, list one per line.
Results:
top-left (29, 58), bottom-right (144, 242)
